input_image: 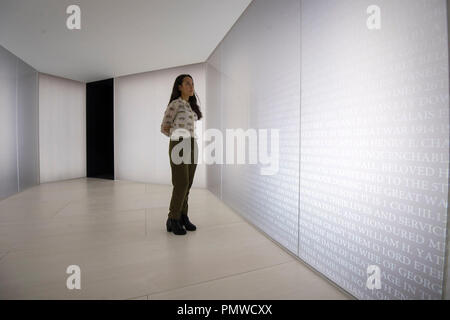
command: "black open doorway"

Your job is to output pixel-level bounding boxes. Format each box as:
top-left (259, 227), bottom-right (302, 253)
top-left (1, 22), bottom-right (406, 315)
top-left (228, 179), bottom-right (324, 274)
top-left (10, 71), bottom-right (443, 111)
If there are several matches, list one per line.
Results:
top-left (86, 78), bottom-right (114, 179)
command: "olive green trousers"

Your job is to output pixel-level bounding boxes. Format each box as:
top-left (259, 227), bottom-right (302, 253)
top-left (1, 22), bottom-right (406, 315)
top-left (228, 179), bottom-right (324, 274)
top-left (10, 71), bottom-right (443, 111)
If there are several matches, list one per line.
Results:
top-left (168, 137), bottom-right (198, 220)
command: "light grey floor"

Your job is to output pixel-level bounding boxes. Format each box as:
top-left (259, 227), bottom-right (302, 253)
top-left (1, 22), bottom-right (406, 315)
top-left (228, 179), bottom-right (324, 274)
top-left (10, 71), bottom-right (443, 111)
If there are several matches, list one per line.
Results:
top-left (0, 177), bottom-right (352, 300)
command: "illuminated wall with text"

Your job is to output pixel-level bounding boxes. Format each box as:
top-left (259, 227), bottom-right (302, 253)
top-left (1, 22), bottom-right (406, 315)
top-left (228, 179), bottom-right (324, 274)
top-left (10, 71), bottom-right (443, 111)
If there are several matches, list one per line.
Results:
top-left (300, 0), bottom-right (449, 300)
top-left (206, 0), bottom-right (449, 299)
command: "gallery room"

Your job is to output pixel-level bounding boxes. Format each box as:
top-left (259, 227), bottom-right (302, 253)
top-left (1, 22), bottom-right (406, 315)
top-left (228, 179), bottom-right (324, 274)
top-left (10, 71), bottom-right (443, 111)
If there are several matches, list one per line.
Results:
top-left (0, 0), bottom-right (449, 303)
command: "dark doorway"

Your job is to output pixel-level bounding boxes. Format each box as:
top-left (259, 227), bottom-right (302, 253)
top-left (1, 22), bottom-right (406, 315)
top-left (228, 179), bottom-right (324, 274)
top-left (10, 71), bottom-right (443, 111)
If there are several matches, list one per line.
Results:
top-left (86, 78), bottom-right (114, 179)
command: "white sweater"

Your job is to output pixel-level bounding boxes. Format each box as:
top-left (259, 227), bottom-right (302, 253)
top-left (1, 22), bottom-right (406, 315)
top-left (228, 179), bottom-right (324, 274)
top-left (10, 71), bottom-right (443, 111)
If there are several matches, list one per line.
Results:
top-left (160, 97), bottom-right (198, 139)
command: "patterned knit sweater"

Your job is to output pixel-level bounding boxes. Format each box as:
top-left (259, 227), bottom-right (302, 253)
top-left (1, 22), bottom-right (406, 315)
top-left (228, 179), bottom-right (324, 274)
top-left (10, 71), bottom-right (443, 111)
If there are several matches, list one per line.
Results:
top-left (160, 97), bottom-right (198, 139)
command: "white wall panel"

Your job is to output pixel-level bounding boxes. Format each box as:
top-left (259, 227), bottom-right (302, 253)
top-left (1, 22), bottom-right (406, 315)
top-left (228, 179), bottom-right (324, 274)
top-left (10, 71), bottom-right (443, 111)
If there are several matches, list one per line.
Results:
top-left (205, 59), bottom-right (223, 198)
top-left (0, 46), bottom-right (19, 199)
top-left (206, 0), bottom-right (301, 255)
top-left (0, 45), bottom-right (39, 200)
top-left (38, 73), bottom-right (86, 183)
top-left (114, 63), bottom-right (206, 188)
top-left (17, 58), bottom-right (39, 190)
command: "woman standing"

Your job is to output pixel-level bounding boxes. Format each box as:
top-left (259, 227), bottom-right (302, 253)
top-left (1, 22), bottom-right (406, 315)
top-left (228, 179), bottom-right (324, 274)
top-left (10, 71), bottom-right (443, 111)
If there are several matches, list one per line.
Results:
top-left (160, 74), bottom-right (202, 235)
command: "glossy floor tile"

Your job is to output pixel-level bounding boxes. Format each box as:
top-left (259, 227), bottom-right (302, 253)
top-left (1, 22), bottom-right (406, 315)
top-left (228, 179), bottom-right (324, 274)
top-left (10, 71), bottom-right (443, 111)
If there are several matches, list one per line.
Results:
top-left (0, 177), bottom-right (352, 300)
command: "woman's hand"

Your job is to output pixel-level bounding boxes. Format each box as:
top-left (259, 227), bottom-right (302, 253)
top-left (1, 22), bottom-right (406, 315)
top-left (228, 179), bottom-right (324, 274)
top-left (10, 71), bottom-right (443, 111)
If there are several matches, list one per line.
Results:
top-left (161, 124), bottom-right (172, 136)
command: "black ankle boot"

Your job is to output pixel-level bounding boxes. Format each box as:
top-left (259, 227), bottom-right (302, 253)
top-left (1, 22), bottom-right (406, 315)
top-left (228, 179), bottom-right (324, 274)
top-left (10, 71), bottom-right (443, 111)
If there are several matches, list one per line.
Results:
top-left (180, 213), bottom-right (196, 231)
top-left (166, 217), bottom-right (186, 235)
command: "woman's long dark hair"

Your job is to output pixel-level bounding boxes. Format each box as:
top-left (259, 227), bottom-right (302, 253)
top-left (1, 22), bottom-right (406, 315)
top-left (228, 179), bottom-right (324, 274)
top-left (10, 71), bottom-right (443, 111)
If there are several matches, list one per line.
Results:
top-left (168, 74), bottom-right (203, 120)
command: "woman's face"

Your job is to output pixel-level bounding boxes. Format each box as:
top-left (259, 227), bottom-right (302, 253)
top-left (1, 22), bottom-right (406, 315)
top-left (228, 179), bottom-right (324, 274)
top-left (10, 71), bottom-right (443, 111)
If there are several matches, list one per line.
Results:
top-left (178, 77), bottom-right (194, 96)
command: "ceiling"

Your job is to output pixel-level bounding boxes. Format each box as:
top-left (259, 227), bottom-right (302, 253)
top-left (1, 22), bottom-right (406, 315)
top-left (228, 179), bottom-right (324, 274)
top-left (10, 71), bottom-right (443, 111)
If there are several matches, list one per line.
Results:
top-left (0, 0), bottom-right (252, 83)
